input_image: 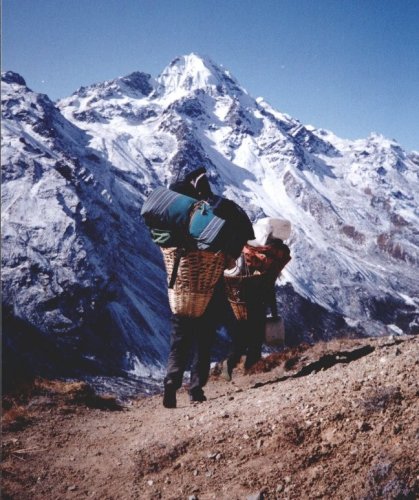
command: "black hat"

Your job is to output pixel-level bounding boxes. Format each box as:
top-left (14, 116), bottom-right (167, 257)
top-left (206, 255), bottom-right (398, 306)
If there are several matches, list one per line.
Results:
top-left (184, 166), bottom-right (207, 183)
top-left (169, 166), bottom-right (212, 200)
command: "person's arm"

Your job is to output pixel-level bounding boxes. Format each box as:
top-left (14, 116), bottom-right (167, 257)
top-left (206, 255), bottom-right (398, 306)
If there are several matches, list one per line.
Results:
top-left (225, 254), bottom-right (237, 269)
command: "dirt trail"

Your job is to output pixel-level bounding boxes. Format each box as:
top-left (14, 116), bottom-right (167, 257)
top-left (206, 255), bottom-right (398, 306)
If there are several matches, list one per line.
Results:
top-left (2, 336), bottom-right (418, 499)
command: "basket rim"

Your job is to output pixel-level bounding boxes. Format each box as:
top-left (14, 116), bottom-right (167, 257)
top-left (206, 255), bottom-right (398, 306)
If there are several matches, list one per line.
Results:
top-left (161, 247), bottom-right (225, 256)
top-left (224, 272), bottom-right (269, 281)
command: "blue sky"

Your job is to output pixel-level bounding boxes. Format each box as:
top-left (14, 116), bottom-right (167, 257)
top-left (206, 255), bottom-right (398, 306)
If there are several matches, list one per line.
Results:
top-left (2, 0), bottom-right (418, 151)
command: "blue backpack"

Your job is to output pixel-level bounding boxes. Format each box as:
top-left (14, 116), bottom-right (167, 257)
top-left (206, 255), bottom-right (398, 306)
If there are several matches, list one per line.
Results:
top-left (141, 187), bottom-right (226, 250)
top-left (141, 187), bottom-right (196, 230)
top-left (189, 201), bottom-right (226, 251)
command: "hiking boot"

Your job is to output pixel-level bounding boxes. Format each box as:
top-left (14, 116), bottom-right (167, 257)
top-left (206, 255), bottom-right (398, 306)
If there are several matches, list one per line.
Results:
top-left (221, 359), bottom-right (233, 382)
top-left (163, 382), bottom-right (177, 409)
top-left (189, 388), bottom-right (207, 403)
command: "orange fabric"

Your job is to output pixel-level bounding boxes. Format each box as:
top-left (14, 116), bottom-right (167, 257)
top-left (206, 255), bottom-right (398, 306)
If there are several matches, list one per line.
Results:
top-left (242, 243), bottom-right (291, 277)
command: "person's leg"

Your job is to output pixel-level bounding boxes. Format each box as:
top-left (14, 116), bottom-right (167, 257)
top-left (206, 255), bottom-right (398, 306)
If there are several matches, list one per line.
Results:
top-left (244, 301), bottom-right (266, 370)
top-left (188, 281), bottom-right (226, 400)
top-left (207, 280), bottom-right (242, 381)
top-left (226, 319), bottom-right (246, 370)
top-left (163, 315), bottom-right (193, 408)
top-left (189, 315), bottom-right (217, 401)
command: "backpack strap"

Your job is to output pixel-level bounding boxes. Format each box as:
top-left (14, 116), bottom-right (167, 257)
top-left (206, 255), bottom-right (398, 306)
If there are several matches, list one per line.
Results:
top-left (168, 248), bottom-right (187, 289)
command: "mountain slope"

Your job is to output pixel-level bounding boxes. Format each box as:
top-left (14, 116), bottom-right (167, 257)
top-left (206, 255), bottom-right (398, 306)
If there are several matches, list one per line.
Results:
top-left (2, 336), bottom-right (418, 499)
top-left (1, 71), bottom-right (170, 383)
top-left (58, 54), bottom-right (419, 337)
top-left (2, 54), bottom-right (418, 382)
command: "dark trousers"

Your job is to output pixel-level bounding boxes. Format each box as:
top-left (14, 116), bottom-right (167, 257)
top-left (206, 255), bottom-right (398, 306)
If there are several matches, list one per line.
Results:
top-left (164, 314), bottom-right (215, 392)
top-left (227, 299), bottom-right (266, 370)
top-left (164, 280), bottom-right (227, 392)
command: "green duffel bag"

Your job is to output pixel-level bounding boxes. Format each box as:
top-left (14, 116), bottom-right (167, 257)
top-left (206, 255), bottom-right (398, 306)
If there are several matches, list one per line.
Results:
top-left (141, 187), bottom-right (196, 231)
top-left (189, 201), bottom-right (226, 251)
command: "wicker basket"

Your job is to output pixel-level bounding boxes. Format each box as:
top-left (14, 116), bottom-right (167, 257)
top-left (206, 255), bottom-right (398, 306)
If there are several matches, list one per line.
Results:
top-left (161, 247), bottom-right (225, 317)
top-left (224, 273), bottom-right (271, 320)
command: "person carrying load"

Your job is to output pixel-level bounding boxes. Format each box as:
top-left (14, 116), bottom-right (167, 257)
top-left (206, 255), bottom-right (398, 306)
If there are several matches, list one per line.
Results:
top-left (222, 217), bottom-right (292, 380)
top-left (141, 165), bottom-right (254, 408)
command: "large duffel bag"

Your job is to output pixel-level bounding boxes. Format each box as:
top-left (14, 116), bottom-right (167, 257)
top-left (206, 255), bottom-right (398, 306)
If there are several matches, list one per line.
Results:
top-left (141, 187), bottom-right (196, 231)
top-left (242, 243), bottom-right (291, 275)
top-left (142, 187), bottom-right (227, 251)
top-left (189, 201), bottom-right (226, 251)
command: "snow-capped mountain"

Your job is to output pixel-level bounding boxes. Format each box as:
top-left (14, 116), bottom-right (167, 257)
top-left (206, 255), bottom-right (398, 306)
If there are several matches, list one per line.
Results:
top-left (1, 71), bottom-right (170, 383)
top-left (2, 54), bottom-right (418, 381)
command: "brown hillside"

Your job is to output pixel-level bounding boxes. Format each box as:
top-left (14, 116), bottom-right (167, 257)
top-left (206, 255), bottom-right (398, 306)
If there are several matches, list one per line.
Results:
top-left (2, 335), bottom-right (418, 499)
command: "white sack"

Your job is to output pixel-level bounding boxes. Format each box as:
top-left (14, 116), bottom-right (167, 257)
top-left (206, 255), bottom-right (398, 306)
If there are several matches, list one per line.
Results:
top-left (247, 217), bottom-right (292, 246)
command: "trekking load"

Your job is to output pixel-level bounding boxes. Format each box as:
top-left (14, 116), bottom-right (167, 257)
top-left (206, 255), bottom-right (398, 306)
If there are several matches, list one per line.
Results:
top-left (161, 247), bottom-right (226, 317)
top-left (141, 187), bottom-right (251, 255)
top-left (141, 187), bottom-right (198, 248)
top-left (247, 217), bottom-right (291, 246)
top-left (224, 217), bottom-right (292, 345)
top-left (141, 185), bottom-right (254, 317)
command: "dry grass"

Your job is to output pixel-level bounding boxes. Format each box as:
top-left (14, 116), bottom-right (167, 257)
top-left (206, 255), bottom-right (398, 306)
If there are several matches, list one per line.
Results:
top-left (2, 378), bottom-right (123, 433)
top-left (247, 343), bottom-right (311, 374)
top-left (2, 405), bottom-right (33, 432)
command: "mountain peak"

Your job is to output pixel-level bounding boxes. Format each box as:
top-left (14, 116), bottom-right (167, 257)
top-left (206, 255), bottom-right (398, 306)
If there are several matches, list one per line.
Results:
top-left (157, 53), bottom-right (241, 96)
top-left (1, 71), bottom-right (27, 87)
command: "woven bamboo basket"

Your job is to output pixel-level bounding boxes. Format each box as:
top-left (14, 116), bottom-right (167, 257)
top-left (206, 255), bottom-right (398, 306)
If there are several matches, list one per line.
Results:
top-left (161, 247), bottom-right (225, 317)
top-left (224, 273), bottom-right (271, 321)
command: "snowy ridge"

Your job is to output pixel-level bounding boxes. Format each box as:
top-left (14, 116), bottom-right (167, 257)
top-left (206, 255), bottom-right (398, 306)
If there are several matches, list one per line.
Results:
top-left (2, 55), bottom-right (419, 379)
top-left (156, 53), bottom-right (247, 102)
top-left (2, 71), bottom-right (169, 379)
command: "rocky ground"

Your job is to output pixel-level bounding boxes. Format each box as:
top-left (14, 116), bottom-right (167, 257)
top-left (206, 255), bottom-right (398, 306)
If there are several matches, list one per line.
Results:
top-left (2, 335), bottom-right (418, 500)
